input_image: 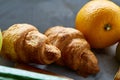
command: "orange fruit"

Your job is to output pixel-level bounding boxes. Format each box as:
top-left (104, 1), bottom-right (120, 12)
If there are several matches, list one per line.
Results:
top-left (75, 0), bottom-right (120, 48)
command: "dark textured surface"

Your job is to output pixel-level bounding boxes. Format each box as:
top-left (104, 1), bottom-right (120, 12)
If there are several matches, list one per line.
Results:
top-left (0, 0), bottom-right (120, 80)
top-left (0, 0), bottom-right (89, 32)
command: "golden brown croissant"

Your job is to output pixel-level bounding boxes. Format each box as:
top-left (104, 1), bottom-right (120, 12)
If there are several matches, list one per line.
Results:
top-left (45, 26), bottom-right (100, 77)
top-left (1, 24), bottom-right (61, 64)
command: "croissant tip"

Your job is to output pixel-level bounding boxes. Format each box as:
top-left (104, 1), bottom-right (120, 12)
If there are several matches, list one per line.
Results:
top-left (43, 44), bottom-right (61, 64)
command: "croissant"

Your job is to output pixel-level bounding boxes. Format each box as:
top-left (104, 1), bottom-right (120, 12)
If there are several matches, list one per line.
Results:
top-left (1, 24), bottom-right (61, 64)
top-left (45, 26), bottom-right (100, 77)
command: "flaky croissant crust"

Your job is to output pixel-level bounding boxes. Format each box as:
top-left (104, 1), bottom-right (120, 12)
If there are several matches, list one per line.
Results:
top-left (1, 24), bottom-right (61, 64)
top-left (45, 26), bottom-right (100, 77)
